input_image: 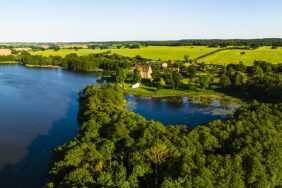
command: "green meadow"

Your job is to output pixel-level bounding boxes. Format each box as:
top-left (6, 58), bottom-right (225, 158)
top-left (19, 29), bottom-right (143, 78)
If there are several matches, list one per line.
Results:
top-left (30, 46), bottom-right (219, 61)
top-left (198, 46), bottom-right (282, 65)
top-left (29, 46), bottom-right (282, 65)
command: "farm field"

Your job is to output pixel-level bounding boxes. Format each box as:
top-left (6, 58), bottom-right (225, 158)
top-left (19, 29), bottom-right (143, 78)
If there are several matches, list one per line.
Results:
top-left (0, 49), bottom-right (11, 56)
top-left (30, 46), bottom-right (219, 61)
top-left (14, 45), bottom-right (282, 65)
top-left (198, 46), bottom-right (282, 65)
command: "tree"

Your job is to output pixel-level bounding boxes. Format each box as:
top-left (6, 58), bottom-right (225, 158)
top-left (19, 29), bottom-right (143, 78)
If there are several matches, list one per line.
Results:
top-left (145, 144), bottom-right (170, 186)
top-left (220, 75), bottom-right (232, 88)
top-left (184, 55), bottom-right (190, 62)
top-left (231, 72), bottom-right (247, 89)
top-left (173, 72), bottom-right (183, 90)
top-left (187, 65), bottom-right (197, 78)
top-left (116, 68), bottom-right (128, 85)
top-left (252, 66), bottom-right (264, 78)
top-left (198, 75), bottom-right (213, 90)
top-left (133, 71), bottom-right (142, 83)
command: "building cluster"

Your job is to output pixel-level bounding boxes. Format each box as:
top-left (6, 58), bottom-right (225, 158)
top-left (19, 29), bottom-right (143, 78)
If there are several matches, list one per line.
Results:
top-left (135, 61), bottom-right (181, 79)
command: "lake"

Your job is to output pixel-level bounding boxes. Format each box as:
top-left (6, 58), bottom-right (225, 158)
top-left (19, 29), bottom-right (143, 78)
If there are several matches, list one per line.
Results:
top-left (0, 64), bottom-right (234, 187)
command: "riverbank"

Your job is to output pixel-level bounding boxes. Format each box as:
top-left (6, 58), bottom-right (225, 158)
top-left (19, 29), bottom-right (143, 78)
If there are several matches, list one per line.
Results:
top-left (24, 64), bottom-right (62, 69)
top-left (123, 83), bottom-right (243, 106)
top-left (0, 61), bottom-right (18, 64)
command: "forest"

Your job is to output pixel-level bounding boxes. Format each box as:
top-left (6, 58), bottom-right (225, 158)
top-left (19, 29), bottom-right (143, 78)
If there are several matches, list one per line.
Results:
top-left (58, 38), bottom-right (282, 48)
top-left (46, 84), bottom-right (282, 188)
top-left (139, 38), bottom-right (282, 47)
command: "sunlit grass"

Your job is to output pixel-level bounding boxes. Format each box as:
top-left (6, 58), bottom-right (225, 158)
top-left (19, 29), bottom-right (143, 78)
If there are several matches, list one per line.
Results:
top-left (30, 46), bottom-right (219, 61)
top-left (198, 46), bottom-right (282, 65)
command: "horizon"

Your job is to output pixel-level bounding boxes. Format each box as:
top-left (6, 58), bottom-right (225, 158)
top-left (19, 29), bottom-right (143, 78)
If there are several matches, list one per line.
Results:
top-left (1, 0), bottom-right (282, 42)
top-left (1, 38), bottom-right (282, 44)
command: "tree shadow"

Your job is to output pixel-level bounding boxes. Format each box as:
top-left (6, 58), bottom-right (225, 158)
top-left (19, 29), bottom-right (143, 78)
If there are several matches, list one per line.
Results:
top-left (0, 92), bottom-right (79, 188)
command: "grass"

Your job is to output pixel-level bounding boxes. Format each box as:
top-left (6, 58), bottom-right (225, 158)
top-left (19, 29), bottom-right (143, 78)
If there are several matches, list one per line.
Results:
top-left (198, 46), bottom-right (282, 65)
top-left (29, 46), bottom-right (282, 65)
top-left (30, 46), bottom-right (219, 61)
top-left (25, 64), bottom-right (62, 68)
top-left (123, 83), bottom-right (241, 103)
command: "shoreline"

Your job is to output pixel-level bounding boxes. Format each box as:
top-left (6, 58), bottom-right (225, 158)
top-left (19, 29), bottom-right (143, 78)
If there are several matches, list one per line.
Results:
top-left (0, 61), bottom-right (18, 64)
top-left (24, 64), bottom-right (62, 69)
top-left (0, 62), bottom-right (242, 106)
top-left (124, 83), bottom-right (241, 99)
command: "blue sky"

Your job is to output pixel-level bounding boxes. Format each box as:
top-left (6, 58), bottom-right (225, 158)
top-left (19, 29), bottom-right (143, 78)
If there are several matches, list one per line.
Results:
top-left (1, 0), bottom-right (282, 42)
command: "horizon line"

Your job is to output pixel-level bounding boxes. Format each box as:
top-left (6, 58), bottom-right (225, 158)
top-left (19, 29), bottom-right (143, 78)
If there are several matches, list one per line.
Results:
top-left (1, 38), bottom-right (282, 44)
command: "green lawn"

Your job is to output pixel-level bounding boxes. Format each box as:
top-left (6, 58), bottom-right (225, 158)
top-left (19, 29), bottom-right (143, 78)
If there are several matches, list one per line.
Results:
top-left (30, 46), bottom-right (219, 61)
top-left (198, 46), bottom-right (282, 65)
top-left (123, 83), bottom-right (239, 100)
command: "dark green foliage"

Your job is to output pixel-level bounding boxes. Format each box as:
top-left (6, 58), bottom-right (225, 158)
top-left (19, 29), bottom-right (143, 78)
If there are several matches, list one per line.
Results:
top-left (115, 68), bottom-right (128, 84)
top-left (133, 71), bottom-right (142, 83)
top-left (47, 85), bottom-right (282, 188)
top-left (220, 62), bottom-right (282, 102)
top-left (164, 72), bottom-right (183, 90)
top-left (220, 75), bottom-right (232, 88)
top-left (248, 73), bottom-right (282, 102)
top-left (140, 38), bottom-right (282, 47)
top-left (0, 55), bottom-right (16, 62)
top-left (186, 65), bottom-right (197, 78)
top-left (198, 74), bottom-right (213, 90)
top-left (18, 52), bottom-right (138, 72)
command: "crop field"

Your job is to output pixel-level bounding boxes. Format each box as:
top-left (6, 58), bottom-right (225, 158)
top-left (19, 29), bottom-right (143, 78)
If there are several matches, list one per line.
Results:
top-left (30, 46), bottom-right (219, 61)
top-left (0, 49), bottom-right (11, 56)
top-left (26, 46), bottom-right (282, 65)
top-left (198, 46), bottom-right (282, 65)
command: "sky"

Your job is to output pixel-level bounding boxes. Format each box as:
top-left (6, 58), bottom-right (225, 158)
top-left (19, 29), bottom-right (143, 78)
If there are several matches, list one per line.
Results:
top-left (1, 0), bottom-right (282, 42)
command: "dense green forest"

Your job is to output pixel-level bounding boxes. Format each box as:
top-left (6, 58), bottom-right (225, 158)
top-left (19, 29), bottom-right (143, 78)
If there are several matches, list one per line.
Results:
top-left (140, 39), bottom-right (282, 47)
top-left (18, 52), bottom-right (141, 71)
top-left (78, 38), bottom-right (282, 48)
top-left (46, 84), bottom-right (282, 188)
top-left (60, 38), bottom-right (282, 47)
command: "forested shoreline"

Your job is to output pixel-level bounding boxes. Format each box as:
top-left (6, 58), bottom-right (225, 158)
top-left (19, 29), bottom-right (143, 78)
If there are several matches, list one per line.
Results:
top-left (1, 52), bottom-right (281, 102)
top-left (46, 84), bottom-right (282, 187)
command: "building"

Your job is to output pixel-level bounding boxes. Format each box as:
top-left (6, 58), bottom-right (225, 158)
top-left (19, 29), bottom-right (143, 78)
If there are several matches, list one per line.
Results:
top-left (162, 63), bottom-right (168, 68)
top-left (136, 64), bottom-right (153, 79)
top-left (166, 66), bottom-right (180, 72)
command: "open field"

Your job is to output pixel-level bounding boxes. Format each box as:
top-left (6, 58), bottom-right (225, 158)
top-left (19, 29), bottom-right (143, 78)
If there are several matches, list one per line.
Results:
top-left (198, 46), bottom-right (282, 65)
top-left (0, 49), bottom-right (11, 56)
top-left (30, 46), bottom-right (219, 61)
top-left (17, 46), bottom-right (282, 65)
top-left (123, 83), bottom-right (240, 100)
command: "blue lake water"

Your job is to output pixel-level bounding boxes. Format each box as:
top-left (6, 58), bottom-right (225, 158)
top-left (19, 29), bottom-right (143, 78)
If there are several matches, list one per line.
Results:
top-left (0, 64), bottom-right (233, 187)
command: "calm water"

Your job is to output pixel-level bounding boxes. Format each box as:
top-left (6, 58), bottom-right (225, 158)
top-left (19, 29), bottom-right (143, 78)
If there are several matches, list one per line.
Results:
top-left (0, 64), bottom-right (232, 187)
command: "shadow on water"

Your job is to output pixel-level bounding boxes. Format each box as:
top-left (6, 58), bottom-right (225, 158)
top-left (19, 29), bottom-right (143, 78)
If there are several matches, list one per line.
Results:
top-left (0, 92), bottom-right (79, 188)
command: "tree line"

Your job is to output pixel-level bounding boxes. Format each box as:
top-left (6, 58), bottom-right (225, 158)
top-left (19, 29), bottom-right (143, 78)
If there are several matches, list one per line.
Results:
top-left (18, 52), bottom-right (143, 72)
top-left (139, 39), bottom-right (282, 48)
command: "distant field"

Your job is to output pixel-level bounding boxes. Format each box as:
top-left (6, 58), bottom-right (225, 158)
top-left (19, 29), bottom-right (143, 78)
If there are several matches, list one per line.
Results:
top-left (198, 46), bottom-right (282, 65)
top-left (26, 46), bottom-right (282, 65)
top-left (0, 49), bottom-right (11, 56)
top-left (30, 46), bottom-right (219, 61)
